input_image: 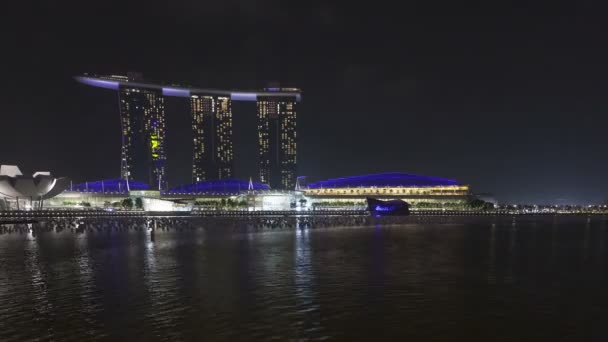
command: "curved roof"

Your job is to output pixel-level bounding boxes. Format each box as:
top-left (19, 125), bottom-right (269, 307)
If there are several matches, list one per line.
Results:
top-left (166, 179), bottom-right (269, 194)
top-left (75, 75), bottom-right (302, 102)
top-left (70, 179), bottom-right (150, 193)
top-left (307, 172), bottom-right (461, 189)
top-left (0, 165), bottom-right (69, 200)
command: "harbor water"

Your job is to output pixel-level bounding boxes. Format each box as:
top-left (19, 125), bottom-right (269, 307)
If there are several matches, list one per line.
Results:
top-left (0, 216), bottom-right (607, 341)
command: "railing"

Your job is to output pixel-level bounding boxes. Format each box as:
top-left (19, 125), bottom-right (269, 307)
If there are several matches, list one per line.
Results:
top-left (1, 209), bottom-right (605, 220)
top-left (0, 210), bottom-right (146, 219)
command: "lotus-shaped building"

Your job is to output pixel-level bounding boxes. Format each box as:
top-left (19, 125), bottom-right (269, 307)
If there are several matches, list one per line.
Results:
top-left (0, 165), bottom-right (69, 209)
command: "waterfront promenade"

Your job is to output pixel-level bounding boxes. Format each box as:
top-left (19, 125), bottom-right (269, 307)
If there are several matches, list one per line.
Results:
top-left (1, 208), bottom-right (607, 222)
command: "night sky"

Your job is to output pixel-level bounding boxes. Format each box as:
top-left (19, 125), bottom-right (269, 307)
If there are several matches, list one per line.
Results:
top-left (2, 1), bottom-right (607, 204)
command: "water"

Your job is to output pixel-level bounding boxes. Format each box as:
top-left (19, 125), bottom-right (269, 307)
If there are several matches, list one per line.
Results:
top-left (0, 216), bottom-right (607, 341)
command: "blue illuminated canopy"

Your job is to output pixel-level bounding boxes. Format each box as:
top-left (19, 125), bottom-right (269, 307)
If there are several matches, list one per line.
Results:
top-left (307, 172), bottom-right (460, 189)
top-left (70, 179), bottom-right (150, 193)
top-left (166, 178), bottom-right (269, 194)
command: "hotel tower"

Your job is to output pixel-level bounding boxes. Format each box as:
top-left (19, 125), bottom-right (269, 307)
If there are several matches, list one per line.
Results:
top-left (76, 74), bottom-right (301, 189)
top-left (257, 91), bottom-right (298, 189)
top-left (190, 94), bottom-right (234, 182)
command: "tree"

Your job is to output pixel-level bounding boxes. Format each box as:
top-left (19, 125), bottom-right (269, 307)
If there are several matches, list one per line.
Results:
top-left (135, 197), bottom-right (143, 210)
top-left (415, 202), bottom-right (432, 208)
top-left (122, 198), bottom-right (133, 210)
top-left (299, 198), bottom-right (307, 207)
top-left (468, 199), bottom-right (486, 209)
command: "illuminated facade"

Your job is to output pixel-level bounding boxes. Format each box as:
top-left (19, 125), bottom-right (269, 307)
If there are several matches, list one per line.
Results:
top-left (42, 173), bottom-right (472, 212)
top-left (257, 93), bottom-right (298, 189)
top-left (303, 184), bottom-right (469, 197)
top-left (302, 173), bottom-right (470, 207)
top-left (191, 94), bottom-right (234, 182)
top-left (118, 85), bottom-right (167, 190)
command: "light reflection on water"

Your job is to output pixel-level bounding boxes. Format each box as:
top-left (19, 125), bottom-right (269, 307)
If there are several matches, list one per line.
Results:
top-left (0, 216), bottom-right (607, 341)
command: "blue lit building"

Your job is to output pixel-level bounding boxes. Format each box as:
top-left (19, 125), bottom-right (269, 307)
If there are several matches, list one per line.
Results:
top-left (302, 172), bottom-right (470, 209)
top-left (45, 172), bottom-right (472, 212)
top-left (69, 179), bottom-right (150, 193)
top-left (44, 179), bottom-right (152, 208)
top-left (307, 172), bottom-right (461, 189)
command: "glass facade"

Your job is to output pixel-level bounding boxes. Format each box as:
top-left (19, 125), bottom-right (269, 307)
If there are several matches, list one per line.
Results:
top-left (118, 86), bottom-right (167, 190)
top-left (257, 95), bottom-right (297, 189)
top-left (190, 94), bottom-right (234, 182)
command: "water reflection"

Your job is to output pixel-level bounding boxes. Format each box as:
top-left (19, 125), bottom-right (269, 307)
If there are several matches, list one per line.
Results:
top-left (294, 224), bottom-right (321, 336)
top-left (487, 223), bottom-right (496, 284)
top-left (598, 220), bottom-right (606, 269)
top-left (0, 217), bottom-right (607, 340)
top-left (26, 231), bottom-right (52, 323)
top-left (582, 218), bottom-right (591, 263)
top-left (505, 224), bottom-right (517, 283)
top-left (75, 231), bottom-right (105, 337)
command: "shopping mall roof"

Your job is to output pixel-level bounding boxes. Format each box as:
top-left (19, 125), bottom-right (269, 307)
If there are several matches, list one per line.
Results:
top-left (306, 172), bottom-right (461, 189)
top-left (69, 179), bottom-right (150, 193)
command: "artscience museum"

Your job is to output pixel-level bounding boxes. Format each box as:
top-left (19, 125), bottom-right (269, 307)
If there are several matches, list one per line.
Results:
top-left (0, 165), bottom-right (69, 210)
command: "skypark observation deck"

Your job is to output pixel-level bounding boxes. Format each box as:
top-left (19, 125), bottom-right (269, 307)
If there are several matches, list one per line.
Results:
top-left (75, 74), bottom-right (302, 101)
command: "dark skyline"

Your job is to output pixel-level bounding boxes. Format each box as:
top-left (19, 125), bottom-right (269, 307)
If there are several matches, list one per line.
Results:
top-left (2, 1), bottom-right (608, 204)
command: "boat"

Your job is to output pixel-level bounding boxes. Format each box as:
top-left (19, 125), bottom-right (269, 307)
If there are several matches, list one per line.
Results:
top-left (366, 197), bottom-right (410, 216)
